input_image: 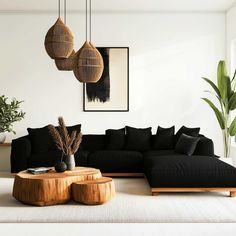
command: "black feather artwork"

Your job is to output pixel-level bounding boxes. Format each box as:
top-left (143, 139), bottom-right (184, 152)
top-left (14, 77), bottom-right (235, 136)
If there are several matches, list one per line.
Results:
top-left (86, 48), bottom-right (110, 103)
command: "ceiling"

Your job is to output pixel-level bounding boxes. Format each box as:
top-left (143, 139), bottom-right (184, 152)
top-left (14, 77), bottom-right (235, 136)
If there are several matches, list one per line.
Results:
top-left (0, 0), bottom-right (235, 12)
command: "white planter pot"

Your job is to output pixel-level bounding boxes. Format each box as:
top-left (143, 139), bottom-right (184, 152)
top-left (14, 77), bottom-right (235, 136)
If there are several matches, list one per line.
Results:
top-left (0, 133), bottom-right (6, 143)
top-left (219, 157), bottom-right (233, 166)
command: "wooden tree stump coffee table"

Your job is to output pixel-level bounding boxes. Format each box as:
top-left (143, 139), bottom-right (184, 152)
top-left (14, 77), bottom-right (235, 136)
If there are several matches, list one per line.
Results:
top-left (72, 177), bottom-right (115, 205)
top-left (13, 167), bottom-right (102, 206)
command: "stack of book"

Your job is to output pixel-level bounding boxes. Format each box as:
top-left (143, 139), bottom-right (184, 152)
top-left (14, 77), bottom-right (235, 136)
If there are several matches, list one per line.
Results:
top-left (27, 167), bottom-right (51, 174)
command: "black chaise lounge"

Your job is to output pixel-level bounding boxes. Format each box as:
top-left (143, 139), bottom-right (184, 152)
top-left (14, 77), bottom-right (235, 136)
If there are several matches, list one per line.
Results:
top-left (10, 125), bottom-right (236, 197)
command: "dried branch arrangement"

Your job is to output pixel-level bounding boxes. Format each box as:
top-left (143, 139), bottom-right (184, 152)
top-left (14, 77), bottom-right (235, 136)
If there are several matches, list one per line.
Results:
top-left (48, 117), bottom-right (82, 156)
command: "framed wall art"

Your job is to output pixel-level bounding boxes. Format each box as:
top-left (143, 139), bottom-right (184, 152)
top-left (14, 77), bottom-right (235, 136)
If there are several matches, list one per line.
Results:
top-left (83, 47), bottom-right (129, 112)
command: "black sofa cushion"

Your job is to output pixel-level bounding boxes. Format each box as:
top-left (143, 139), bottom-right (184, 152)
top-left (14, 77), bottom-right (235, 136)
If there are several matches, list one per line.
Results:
top-left (125, 126), bottom-right (152, 151)
top-left (28, 149), bottom-right (62, 167)
top-left (175, 134), bottom-right (200, 156)
top-left (106, 128), bottom-right (125, 150)
top-left (88, 150), bottom-right (143, 173)
top-left (193, 135), bottom-right (214, 157)
top-left (27, 124), bottom-right (81, 154)
top-left (153, 126), bottom-right (175, 150)
top-left (27, 126), bottom-right (57, 154)
top-left (10, 135), bottom-right (32, 173)
top-left (175, 125), bottom-right (200, 144)
top-left (66, 124), bottom-right (81, 134)
top-left (81, 135), bottom-right (106, 151)
top-left (144, 154), bottom-right (236, 188)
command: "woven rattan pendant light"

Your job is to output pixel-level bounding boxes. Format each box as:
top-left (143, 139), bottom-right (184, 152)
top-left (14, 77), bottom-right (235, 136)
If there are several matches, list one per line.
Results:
top-left (44, 0), bottom-right (74, 59)
top-left (55, 49), bottom-right (75, 70)
top-left (55, 0), bottom-right (75, 70)
top-left (73, 0), bottom-right (104, 83)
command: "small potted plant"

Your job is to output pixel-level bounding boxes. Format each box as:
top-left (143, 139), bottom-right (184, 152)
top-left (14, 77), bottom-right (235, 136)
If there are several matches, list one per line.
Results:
top-left (48, 117), bottom-right (82, 171)
top-left (0, 95), bottom-right (25, 143)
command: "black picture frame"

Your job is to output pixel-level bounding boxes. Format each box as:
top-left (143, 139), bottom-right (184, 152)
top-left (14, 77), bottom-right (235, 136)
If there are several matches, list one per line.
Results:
top-left (83, 47), bottom-right (129, 112)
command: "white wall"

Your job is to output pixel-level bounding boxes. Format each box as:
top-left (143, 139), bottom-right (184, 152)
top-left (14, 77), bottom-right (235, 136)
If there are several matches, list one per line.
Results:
top-left (226, 5), bottom-right (236, 74)
top-left (0, 12), bottom-right (225, 157)
top-left (226, 6), bottom-right (236, 156)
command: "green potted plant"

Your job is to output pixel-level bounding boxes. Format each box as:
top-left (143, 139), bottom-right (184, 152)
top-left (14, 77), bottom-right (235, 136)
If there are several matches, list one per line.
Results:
top-left (0, 95), bottom-right (25, 143)
top-left (202, 60), bottom-right (236, 158)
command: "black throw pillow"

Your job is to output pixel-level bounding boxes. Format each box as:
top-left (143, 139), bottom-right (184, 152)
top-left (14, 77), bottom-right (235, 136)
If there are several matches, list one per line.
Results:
top-left (125, 126), bottom-right (152, 151)
top-left (106, 128), bottom-right (125, 150)
top-left (175, 125), bottom-right (200, 144)
top-left (61, 124), bottom-right (81, 135)
top-left (27, 126), bottom-right (56, 154)
top-left (174, 134), bottom-right (200, 156)
top-left (153, 126), bottom-right (175, 150)
top-left (28, 124), bottom-right (81, 154)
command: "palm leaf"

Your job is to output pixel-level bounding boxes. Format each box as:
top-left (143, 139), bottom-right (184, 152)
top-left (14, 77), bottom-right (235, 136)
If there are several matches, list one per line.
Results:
top-left (225, 76), bottom-right (231, 99)
top-left (204, 90), bottom-right (222, 105)
top-left (202, 98), bottom-right (225, 129)
top-left (217, 61), bottom-right (227, 99)
top-left (229, 90), bottom-right (234, 99)
top-left (231, 69), bottom-right (236, 83)
top-left (232, 69), bottom-right (236, 91)
top-left (202, 77), bottom-right (221, 99)
top-left (229, 117), bottom-right (236, 136)
top-left (229, 92), bottom-right (236, 110)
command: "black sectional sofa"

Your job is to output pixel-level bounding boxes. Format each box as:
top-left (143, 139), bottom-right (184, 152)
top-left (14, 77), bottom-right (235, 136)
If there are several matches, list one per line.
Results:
top-left (10, 125), bottom-right (236, 196)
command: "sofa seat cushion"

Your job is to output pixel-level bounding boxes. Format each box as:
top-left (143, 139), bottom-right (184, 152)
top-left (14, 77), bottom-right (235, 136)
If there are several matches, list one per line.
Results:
top-left (144, 155), bottom-right (236, 188)
top-left (144, 150), bottom-right (177, 157)
top-left (88, 150), bottom-right (143, 173)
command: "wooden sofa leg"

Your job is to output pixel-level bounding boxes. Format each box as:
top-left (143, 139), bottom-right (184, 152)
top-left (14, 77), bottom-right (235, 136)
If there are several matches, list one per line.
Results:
top-left (152, 192), bottom-right (159, 196)
top-left (230, 191), bottom-right (236, 197)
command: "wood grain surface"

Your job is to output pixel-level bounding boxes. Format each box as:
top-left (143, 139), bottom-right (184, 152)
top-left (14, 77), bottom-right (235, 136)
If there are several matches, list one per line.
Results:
top-left (72, 177), bottom-right (115, 205)
top-left (13, 167), bottom-right (101, 206)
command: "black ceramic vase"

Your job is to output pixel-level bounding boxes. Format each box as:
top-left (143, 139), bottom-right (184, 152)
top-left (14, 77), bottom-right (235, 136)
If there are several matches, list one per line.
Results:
top-left (64, 154), bottom-right (76, 170)
top-left (55, 161), bottom-right (67, 173)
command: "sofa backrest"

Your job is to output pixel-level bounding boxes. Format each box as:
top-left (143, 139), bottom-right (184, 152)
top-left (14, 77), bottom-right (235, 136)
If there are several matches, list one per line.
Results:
top-left (17, 133), bottom-right (213, 157)
top-left (81, 135), bottom-right (106, 151)
top-left (81, 134), bottom-right (157, 151)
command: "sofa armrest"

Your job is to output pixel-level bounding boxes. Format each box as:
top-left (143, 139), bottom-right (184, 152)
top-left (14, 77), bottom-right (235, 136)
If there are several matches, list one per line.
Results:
top-left (10, 135), bottom-right (31, 173)
top-left (193, 135), bottom-right (214, 157)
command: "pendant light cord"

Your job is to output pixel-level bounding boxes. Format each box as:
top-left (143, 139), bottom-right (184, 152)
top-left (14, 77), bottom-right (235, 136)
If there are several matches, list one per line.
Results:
top-left (86, 0), bottom-right (88, 41)
top-left (90, 0), bottom-right (92, 42)
top-left (85, 0), bottom-right (92, 42)
top-left (64, 0), bottom-right (66, 25)
top-left (58, 0), bottom-right (61, 18)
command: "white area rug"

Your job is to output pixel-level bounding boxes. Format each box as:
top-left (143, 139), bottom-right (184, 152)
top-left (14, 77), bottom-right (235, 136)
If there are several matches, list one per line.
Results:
top-left (1, 173), bottom-right (236, 223)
